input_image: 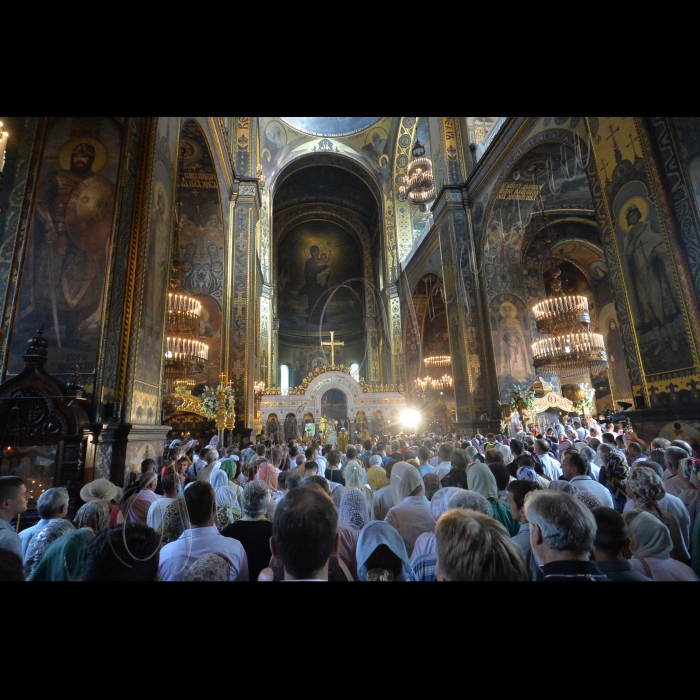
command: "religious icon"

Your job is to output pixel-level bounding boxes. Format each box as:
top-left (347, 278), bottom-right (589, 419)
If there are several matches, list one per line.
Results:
top-left (299, 245), bottom-right (332, 325)
top-left (31, 139), bottom-right (116, 347)
top-left (618, 197), bottom-right (681, 354)
top-left (284, 414), bottom-right (297, 441)
top-left (498, 301), bottom-right (529, 383)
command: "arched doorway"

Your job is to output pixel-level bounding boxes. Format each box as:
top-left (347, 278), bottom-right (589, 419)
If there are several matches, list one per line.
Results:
top-left (321, 389), bottom-right (348, 430)
top-left (266, 414), bottom-right (280, 441)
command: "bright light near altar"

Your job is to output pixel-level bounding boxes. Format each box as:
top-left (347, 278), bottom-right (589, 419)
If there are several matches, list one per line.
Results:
top-left (401, 409), bottom-right (422, 431)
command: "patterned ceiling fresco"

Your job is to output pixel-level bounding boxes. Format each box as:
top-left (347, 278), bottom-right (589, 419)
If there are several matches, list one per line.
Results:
top-left (279, 117), bottom-right (382, 137)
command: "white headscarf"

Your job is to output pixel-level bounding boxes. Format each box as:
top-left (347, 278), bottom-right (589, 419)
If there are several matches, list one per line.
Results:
top-left (466, 463), bottom-right (498, 501)
top-left (628, 511), bottom-right (673, 560)
top-left (343, 461), bottom-right (367, 490)
top-left (390, 462), bottom-right (424, 506)
top-left (498, 444), bottom-right (512, 464)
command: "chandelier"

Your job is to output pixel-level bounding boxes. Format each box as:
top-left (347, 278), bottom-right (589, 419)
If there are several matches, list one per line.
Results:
top-left (424, 356), bottom-right (451, 368)
top-left (532, 270), bottom-right (608, 378)
top-left (163, 148), bottom-right (208, 395)
top-left (415, 375), bottom-right (454, 393)
top-left (0, 123), bottom-right (9, 215)
top-left (399, 141), bottom-right (436, 207)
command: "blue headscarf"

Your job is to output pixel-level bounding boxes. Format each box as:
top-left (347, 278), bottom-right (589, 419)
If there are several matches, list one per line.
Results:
top-left (357, 521), bottom-right (411, 582)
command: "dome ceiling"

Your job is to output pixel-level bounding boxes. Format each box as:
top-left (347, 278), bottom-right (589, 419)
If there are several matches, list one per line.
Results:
top-left (278, 117), bottom-right (382, 137)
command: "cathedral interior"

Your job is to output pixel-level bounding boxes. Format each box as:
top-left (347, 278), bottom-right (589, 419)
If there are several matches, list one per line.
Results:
top-left (2, 116), bottom-right (700, 512)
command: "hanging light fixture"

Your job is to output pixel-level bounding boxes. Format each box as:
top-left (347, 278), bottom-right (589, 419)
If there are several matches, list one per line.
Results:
top-left (399, 141), bottom-right (436, 208)
top-left (0, 123), bottom-right (9, 215)
top-left (532, 268), bottom-right (609, 379)
top-left (164, 146), bottom-right (207, 395)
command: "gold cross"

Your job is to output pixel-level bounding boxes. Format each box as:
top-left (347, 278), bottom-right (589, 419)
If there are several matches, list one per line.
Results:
top-left (233, 290), bottom-right (246, 316)
top-left (322, 331), bottom-right (344, 366)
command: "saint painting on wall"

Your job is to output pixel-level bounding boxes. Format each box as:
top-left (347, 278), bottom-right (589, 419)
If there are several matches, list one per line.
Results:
top-left (490, 295), bottom-right (535, 401)
top-left (613, 183), bottom-right (692, 375)
top-left (10, 117), bottom-right (122, 382)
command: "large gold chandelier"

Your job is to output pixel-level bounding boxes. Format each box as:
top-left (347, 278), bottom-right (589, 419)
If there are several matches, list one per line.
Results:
top-left (163, 148), bottom-right (208, 395)
top-left (532, 270), bottom-right (608, 378)
top-left (415, 356), bottom-right (454, 397)
top-left (399, 141), bottom-right (436, 207)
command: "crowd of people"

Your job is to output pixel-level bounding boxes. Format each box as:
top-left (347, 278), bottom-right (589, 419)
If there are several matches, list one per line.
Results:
top-left (1, 418), bottom-right (699, 582)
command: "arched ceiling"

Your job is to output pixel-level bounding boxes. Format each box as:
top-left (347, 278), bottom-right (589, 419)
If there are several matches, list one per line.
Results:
top-left (274, 164), bottom-right (379, 224)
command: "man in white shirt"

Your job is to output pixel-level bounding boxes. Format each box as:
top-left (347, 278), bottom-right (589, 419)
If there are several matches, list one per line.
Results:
top-left (627, 442), bottom-right (647, 470)
top-left (663, 447), bottom-right (690, 498)
top-left (313, 442), bottom-right (328, 477)
top-left (573, 420), bottom-right (588, 442)
top-left (434, 444), bottom-right (455, 480)
top-left (562, 452), bottom-right (615, 509)
top-left (158, 482), bottom-right (249, 582)
top-left (587, 437), bottom-right (604, 470)
top-left (19, 487), bottom-right (69, 559)
top-left (147, 473), bottom-right (180, 532)
top-left (507, 480), bottom-right (543, 581)
top-left (535, 440), bottom-right (563, 481)
top-left (580, 447), bottom-right (601, 482)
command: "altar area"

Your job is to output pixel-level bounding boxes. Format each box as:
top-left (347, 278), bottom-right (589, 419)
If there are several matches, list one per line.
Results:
top-left (260, 366), bottom-right (406, 442)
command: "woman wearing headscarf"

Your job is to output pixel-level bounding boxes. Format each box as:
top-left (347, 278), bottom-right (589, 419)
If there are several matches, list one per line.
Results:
top-left (161, 500), bottom-right (188, 546)
top-left (28, 529), bottom-right (95, 582)
top-left (574, 491), bottom-right (603, 512)
top-left (214, 485), bottom-right (242, 532)
top-left (344, 460), bottom-right (374, 515)
top-left (626, 466), bottom-right (689, 564)
top-left (24, 519), bottom-right (76, 579)
top-left (356, 521), bottom-right (411, 582)
top-left (558, 434), bottom-right (574, 454)
top-left (598, 444), bottom-right (629, 513)
top-left (384, 463), bottom-right (435, 557)
top-left (258, 464), bottom-right (284, 501)
top-left (467, 463), bottom-right (520, 536)
top-left (366, 457), bottom-right (388, 492)
top-left (624, 511), bottom-right (699, 582)
top-left (73, 500), bottom-right (111, 536)
top-left (339, 489), bottom-right (369, 532)
top-left (411, 487), bottom-right (461, 561)
top-left (123, 472), bottom-right (160, 526)
top-left (423, 472), bottom-right (442, 502)
top-left (80, 479), bottom-right (124, 528)
top-left (331, 484), bottom-right (345, 510)
top-left (223, 481), bottom-right (273, 583)
top-left (185, 553), bottom-right (231, 582)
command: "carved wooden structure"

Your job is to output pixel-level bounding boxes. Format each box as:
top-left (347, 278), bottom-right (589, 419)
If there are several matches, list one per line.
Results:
top-left (0, 330), bottom-right (91, 516)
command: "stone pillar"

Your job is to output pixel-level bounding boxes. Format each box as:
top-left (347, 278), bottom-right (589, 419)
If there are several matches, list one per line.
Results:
top-left (229, 180), bottom-right (260, 429)
top-left (433, 187), bottom-right (496, 430)
top-left (349, 419), bottom-right (356, 444)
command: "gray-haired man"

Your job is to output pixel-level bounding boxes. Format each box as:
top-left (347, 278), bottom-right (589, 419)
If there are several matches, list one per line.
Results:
top-left (19, 487), bottom-right (70, 559)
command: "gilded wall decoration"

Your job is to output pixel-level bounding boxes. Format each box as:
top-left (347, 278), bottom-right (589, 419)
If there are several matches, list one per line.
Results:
top-left (135, 117), bottom-right (178, 396)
